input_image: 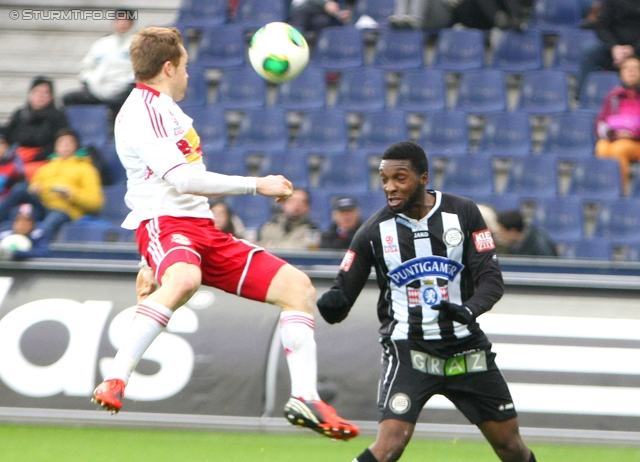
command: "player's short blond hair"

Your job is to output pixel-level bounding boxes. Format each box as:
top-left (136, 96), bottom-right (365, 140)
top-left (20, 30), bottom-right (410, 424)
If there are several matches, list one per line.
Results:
top-left (130, 27), bottom-right (184, 82)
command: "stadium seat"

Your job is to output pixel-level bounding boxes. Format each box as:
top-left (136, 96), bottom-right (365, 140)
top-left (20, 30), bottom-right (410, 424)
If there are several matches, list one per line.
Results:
top-left (476, 112), bottom-right (532, 157)
top-left (179, 64), bottom-right (208, 108)
top-left (395, 68), bottom-right (447, 113)
top-left (215, 66), bottom-right (267, 110)
top-left (431, 29), bottom-right (485, 71)
top-left (316, 151), bottom-right (371, 191)
top-left (475, 193), bottom-right (522, 213)
top-left (371, 29), bottom-right (425, 70)
top-left (97, 184), bottom-right (130, 224)
top-left (275, 66), bottom-right (327, 111)
top-left (440, 154), bottom-right (494, 198)
top-left (295, 108), bottom-right (349, 153)
top-left (491, 29), bottom-right (544, 73)
top-left (517, 70), bottom-right (569, 114)
top-left (551, 29), bottom-right (599, 74)
top-left (610, 241), bottom-right (640, 261)
top-left (528, 0), bottom-right (581, 33)
top-left (594, 198), bottom-right (640, 243)
top-left (258, 151), bottom-right (310, 190)
top-left (455, 69), bottom-right (507, 114)
top-left (576, 71), bottom-right (621, 115)
top-left (99, 143), bottom-right (127, 185)
top-left (225, 194), bottom-right (274, 230)
top-left (532, 196), bottom-right (584, 241)
top-left (353, 0), bottom-right (395, 28)
top-left (189, 106), bottom-right (228, 150)
top-left (503, 156), bottom-right (558, 199)
top-left (175, 0), bottom-right (227, 30)
top-left (233, 0), bottom-right (287, 30)
top-left (54, 221), bottom-right (112, 243)
top-left (558, 238), bottom-right (611, 260)
top-left (566, 157), bottom-right (623, 201)
top-left (233, 107), bottom-right (289, 152)
top-left (539, 112), bottom-right (595, 159)
top-left (65, 105), bottom-right (109, 147)
top-left (334, 67), bottom-right (387, 112)
top-left (195, 24), bottom-right (246, 69)
top-left (311, 26), bottom-right (365, 70)
top-left (203, 147), bottom-right (250, 176)
top-left (355, 109), bottom-right (409, 151)
top-left (416, 110), bottom-right (469, 157)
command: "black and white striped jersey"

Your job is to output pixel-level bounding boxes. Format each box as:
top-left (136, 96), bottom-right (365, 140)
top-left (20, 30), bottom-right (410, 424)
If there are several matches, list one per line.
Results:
top-left (331, 190), bottom-right (504, 343)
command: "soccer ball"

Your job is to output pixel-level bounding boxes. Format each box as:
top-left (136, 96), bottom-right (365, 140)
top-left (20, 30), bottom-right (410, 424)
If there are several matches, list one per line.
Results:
top-left (0, 234), bottom-right (32, 252)
top-left (248, 22), bottom-right (309, 84)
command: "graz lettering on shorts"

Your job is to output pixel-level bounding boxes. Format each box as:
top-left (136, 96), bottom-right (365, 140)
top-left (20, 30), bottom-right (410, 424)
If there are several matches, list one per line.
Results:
top-left (410, 350), bottom-right (487, 376)
top-left (388, 256), bottom-right (464, 287)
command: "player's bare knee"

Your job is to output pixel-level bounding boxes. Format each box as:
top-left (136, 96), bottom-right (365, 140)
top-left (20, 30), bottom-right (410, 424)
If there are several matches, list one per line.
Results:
top-left (271, 266), bottom-right (316, 313)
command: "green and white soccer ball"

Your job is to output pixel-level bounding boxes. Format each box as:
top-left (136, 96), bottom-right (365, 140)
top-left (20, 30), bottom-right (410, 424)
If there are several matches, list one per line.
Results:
top-left (248, 22), bottom-right (309, 84)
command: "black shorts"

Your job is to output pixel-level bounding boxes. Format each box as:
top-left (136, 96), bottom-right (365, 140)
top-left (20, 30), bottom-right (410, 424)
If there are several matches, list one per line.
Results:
top-left (378, 338), bottom-right (517, 425)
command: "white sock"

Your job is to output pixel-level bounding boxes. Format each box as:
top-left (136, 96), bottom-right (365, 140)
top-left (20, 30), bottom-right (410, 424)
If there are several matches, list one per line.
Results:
top-left (279, 311), bottom-right (320, 402)
top-left (105, 300), bottom-right (173, 384)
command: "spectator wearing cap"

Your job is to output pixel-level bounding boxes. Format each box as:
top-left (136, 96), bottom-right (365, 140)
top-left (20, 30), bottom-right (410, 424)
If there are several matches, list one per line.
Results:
top-left (319, 196), bottom-right (362, 250)
top-left (0, 203), bottom-right (50, 261)
top-left (495, 209), bottom-right (557, 257)
top-left (2, 75), bottom-right (69, 180)
top-left (62, 9), bottom-right (136, 119)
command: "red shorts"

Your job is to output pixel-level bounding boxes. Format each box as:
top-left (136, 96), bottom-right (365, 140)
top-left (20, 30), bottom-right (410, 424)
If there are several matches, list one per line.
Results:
top-left (136, 216), bottom-right (287, 302)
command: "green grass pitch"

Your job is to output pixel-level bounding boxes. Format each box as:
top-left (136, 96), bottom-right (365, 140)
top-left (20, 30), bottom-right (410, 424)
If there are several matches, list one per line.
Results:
top-left (1, 425), bottom-right (640, 461)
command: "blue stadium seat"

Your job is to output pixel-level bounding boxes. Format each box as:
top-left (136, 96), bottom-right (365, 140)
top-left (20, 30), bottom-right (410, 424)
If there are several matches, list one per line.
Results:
top-left (189, 106), bottom-right (228, 150)
top-left (576, 71), bottom-right (621, 115)
top-left (258, 151), bottom-right (310, 190)
top-left (611, 241), bottom-right (640, 261)
top-left (431, 29), bottom-right (485, 71)
top-left (215, 66), bottom-right (267, 110)
top-left (416, 110), bottom-right (469, 157)
top-left (503, 156), bottom-right (558, 199)
top-left (179, 64), bottom-right (208, 108)
top-left (175, 0), bottom-right (227, 30)
top-left (558, 238), bottom-right (611, 260)
top-left (316, 151), bottom-right (371, 191)
top-left (275, 66), bottom-right (327, 111)
top-left (97, 184), bottom-right (130, 224)
top-left (202, 147), bottom-right (249, 175)
top-left (225, 194), bottom-right (274, 230)
top-left (395, 68), bottom-right (447, 113)
top-left (455, 69), bottom-right (507, 114)
top-left (233, 107), bottom-right (288, 152)
top-left (195, 24), bottom-right (245, 69)
top-left (440, 154), bottom-right (494, 197)
top-left (594, 198), bottom-right (640, 243)
top-left (528, 0), bottom-right (581, 33)
top-left (312, 26), bottom-right (365, 70)
top-left (295, 108), bottom-right (349, 153)
top-left (539, 112), bottom-right (595, 159)
top-left (532, 196), bottom-right (584, 241)
top-left (551, 29), bottom-right (599, 74)
top-left (566, 157), bottom-right (623, 201)
top-left (233, 0), bottom-right (287, 30)
top-left (355, 109), bottom-right (409, 151)
top-left (371, 29), bottom-right (425, 70)
top-left (475, 193), bottom-right (522, 213)
top-left (476, 112), bottom-right (532, 157)
top-left (99, 143), bottom-right (127, 185)
top-left (491, 29), bottom-right (543, 73)
top-left (65, 105), bottom-right (109, 147)
top-left (334, 67), bottom-right (386, 112)
top-left (353, 0), bottom-right (395, 28)
top-left (517, 70), bottom-right (569, 114)
top-left (54, 221), bottom-right (113, 243)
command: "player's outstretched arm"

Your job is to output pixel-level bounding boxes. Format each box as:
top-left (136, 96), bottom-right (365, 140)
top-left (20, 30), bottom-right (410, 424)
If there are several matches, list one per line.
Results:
top-left (255, 175), bottom-right (293, 202)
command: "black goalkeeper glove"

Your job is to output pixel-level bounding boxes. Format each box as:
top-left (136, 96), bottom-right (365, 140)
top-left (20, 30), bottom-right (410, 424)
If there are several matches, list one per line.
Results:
top-left (433, 300), bottom-right (474, 325)
top-left (317, 289), bottom-right (351, 324)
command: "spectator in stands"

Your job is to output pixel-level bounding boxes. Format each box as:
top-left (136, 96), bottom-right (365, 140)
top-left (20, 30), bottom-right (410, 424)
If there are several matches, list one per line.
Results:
top-left (0, 130), bottom-right (25, 198)
top-left (576, 0), bottom-right (640, 97)
top-left (319, 196), bottom-right (362, 250)
top-left (0, 129), bottom-right (104, 240)
top-left (0, 204), bottom-right (50, 261)
top-left (288, 0), bottom-right (353, 39)
top-left (477, 203), bottom-right (509, 255)
top-left (62, 10), bottom-right (136, 119)
top-left (210, 199), bottom-right (245, 239)
top-left (595, 55), bottom-right (640, 193)
top-left (258, 188), bottom-right (320, 250)
top-left (2, 75), bottom-right (69, 180)
top-left (495, 209), bottom-right (558, 257)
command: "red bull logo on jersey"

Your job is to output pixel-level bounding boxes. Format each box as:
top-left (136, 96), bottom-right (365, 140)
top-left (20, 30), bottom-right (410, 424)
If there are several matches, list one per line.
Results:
top-left (170, 234), bottom-right (192, 246)
top-left (388, 256), bottom-right (464, 287)
top-left (176, 127), bottom-right (202, 163)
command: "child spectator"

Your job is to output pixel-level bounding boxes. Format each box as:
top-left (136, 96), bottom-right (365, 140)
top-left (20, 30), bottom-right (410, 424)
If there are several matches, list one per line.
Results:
top-left (0, 203), bottom-right (50, 261)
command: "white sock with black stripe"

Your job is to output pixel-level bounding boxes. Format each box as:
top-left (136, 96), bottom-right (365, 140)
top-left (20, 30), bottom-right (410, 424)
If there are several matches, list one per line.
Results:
top-left (280, 311), bottom-right (320, 402)
top-left (105, 300), bottom-right (174, 384)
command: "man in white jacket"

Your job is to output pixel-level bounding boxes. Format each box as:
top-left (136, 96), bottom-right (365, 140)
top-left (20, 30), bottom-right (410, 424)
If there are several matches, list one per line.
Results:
top-left (63, 9), bottom-right (136, 118)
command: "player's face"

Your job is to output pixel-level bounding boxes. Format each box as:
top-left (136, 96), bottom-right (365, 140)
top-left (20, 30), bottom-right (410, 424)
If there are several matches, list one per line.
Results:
top-left (380, 159), bottom-right (428, 216)
top-left (172, 47), bottom-right (189, 102)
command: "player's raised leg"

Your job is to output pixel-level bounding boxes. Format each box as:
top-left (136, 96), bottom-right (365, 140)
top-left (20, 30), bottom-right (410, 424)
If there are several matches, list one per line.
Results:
top-left (265, 263), bottom-right (360, 441)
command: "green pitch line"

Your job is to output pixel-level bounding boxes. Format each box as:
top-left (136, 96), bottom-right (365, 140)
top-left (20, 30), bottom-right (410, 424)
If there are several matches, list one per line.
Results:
top-left (1, 425), bottom-right (640, 462)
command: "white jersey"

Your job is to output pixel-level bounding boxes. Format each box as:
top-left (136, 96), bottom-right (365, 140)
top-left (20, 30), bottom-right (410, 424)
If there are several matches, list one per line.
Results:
top-left (115, 84), bottom-right (212, 230)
